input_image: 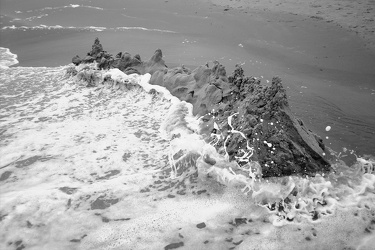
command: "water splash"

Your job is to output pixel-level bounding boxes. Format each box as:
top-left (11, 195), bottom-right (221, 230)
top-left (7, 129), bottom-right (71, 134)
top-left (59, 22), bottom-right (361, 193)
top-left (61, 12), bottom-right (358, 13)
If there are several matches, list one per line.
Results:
top-left (157, 78), bottom-right (375, 226)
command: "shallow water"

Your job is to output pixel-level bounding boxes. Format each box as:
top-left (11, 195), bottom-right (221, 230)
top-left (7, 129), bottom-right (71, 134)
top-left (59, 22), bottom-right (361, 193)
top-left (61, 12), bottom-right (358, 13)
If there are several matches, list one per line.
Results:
top-left (1, 0), bottom-right (375, 249)
top-left (0, 57), bottom-right (374, 250)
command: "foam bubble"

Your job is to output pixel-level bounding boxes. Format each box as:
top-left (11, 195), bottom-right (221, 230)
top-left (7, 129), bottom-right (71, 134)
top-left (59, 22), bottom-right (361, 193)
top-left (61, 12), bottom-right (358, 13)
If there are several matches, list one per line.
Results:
top-left (326, 126), bottom-right (331, 131)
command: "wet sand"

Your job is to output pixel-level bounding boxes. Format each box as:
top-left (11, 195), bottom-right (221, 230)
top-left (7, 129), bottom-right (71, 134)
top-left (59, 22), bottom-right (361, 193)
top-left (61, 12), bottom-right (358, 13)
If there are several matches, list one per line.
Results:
top-left (201, 0), bottom-right (375, 155)
top-left (1, 0), bottom-right (374, 155)
top-left (209, 0), bottom-right (375, 52)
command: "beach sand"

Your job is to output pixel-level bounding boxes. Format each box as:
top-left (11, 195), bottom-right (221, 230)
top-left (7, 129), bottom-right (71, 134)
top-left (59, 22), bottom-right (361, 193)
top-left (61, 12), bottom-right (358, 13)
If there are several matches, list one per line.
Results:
top-left (208, 0), bottom-right (375, 52)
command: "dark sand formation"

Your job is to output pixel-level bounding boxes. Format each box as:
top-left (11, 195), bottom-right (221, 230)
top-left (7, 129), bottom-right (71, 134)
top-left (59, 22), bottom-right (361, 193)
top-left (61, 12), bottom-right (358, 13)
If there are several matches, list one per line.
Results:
top-left (73, 38), bottom-right (331, 177)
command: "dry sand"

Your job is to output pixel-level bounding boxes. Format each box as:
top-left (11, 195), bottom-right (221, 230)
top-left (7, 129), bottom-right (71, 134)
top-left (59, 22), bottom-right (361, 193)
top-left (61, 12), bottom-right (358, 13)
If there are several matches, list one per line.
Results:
top-left (208, 0), bottom-right (375, 52)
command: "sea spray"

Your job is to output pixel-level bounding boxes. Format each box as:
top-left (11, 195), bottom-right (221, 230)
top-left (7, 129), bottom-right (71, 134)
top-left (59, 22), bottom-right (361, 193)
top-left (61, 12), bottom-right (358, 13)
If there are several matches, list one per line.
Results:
top-left (72, 63), bottom-right (374, 222)
top-left (73, 64), bottom-right (375, 225)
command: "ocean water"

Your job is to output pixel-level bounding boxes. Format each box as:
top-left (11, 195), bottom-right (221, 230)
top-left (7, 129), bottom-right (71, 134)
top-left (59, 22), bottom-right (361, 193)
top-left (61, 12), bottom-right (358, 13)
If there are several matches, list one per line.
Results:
top-left (1, 0), bottom-right (375, 249)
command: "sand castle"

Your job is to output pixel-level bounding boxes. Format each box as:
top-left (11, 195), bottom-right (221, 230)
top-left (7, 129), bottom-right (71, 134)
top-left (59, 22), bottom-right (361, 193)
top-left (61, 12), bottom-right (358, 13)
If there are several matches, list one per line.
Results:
top-left (72, 38), bottom-right (331, 178)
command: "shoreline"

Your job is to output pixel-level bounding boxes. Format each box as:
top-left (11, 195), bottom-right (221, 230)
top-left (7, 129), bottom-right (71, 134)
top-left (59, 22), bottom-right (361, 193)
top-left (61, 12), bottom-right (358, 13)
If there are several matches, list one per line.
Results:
top-left (207, 0), bottom-right (375, 53)
top-left (1, 0), bottom-right (374, 156)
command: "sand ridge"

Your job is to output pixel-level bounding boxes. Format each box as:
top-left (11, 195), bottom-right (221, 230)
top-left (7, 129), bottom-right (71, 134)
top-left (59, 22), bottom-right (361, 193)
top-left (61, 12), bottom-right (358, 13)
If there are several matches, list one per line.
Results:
top-left (208, 0), bottom-right (375, 52)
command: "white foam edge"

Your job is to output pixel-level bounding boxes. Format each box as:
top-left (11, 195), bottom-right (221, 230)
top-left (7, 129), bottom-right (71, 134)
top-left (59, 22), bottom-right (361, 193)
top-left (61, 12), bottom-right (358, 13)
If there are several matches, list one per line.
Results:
top-left (2, 25), bottom-right (176, 33)
top-left (104, 69), bottom-right (200, 133)
top-left (116, 26), bottom-right (177, 33)
top-left (103, 69), bottom-right (178, 104)
top-left (103, 70), bottom-right (236, 179)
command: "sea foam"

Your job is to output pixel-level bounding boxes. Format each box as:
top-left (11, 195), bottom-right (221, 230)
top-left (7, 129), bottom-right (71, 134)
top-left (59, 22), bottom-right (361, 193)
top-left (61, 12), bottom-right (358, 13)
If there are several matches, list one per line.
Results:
top-left (2, 25), bottom-right (176, 33)
top-left (0, 49), bottom-right (374, 250)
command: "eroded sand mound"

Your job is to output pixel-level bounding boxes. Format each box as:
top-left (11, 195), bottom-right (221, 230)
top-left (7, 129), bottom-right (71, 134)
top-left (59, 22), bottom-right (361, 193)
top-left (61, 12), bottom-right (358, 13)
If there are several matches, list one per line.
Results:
top-left (73, 38), bottom-right (330, 177)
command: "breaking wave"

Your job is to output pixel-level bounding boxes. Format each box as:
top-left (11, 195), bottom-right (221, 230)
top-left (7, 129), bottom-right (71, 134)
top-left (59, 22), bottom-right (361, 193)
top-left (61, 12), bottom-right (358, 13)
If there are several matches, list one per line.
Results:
top-left (1, 25), bottom-right (177, 33)
top-left (14, 4), bottom-right (104, 13)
